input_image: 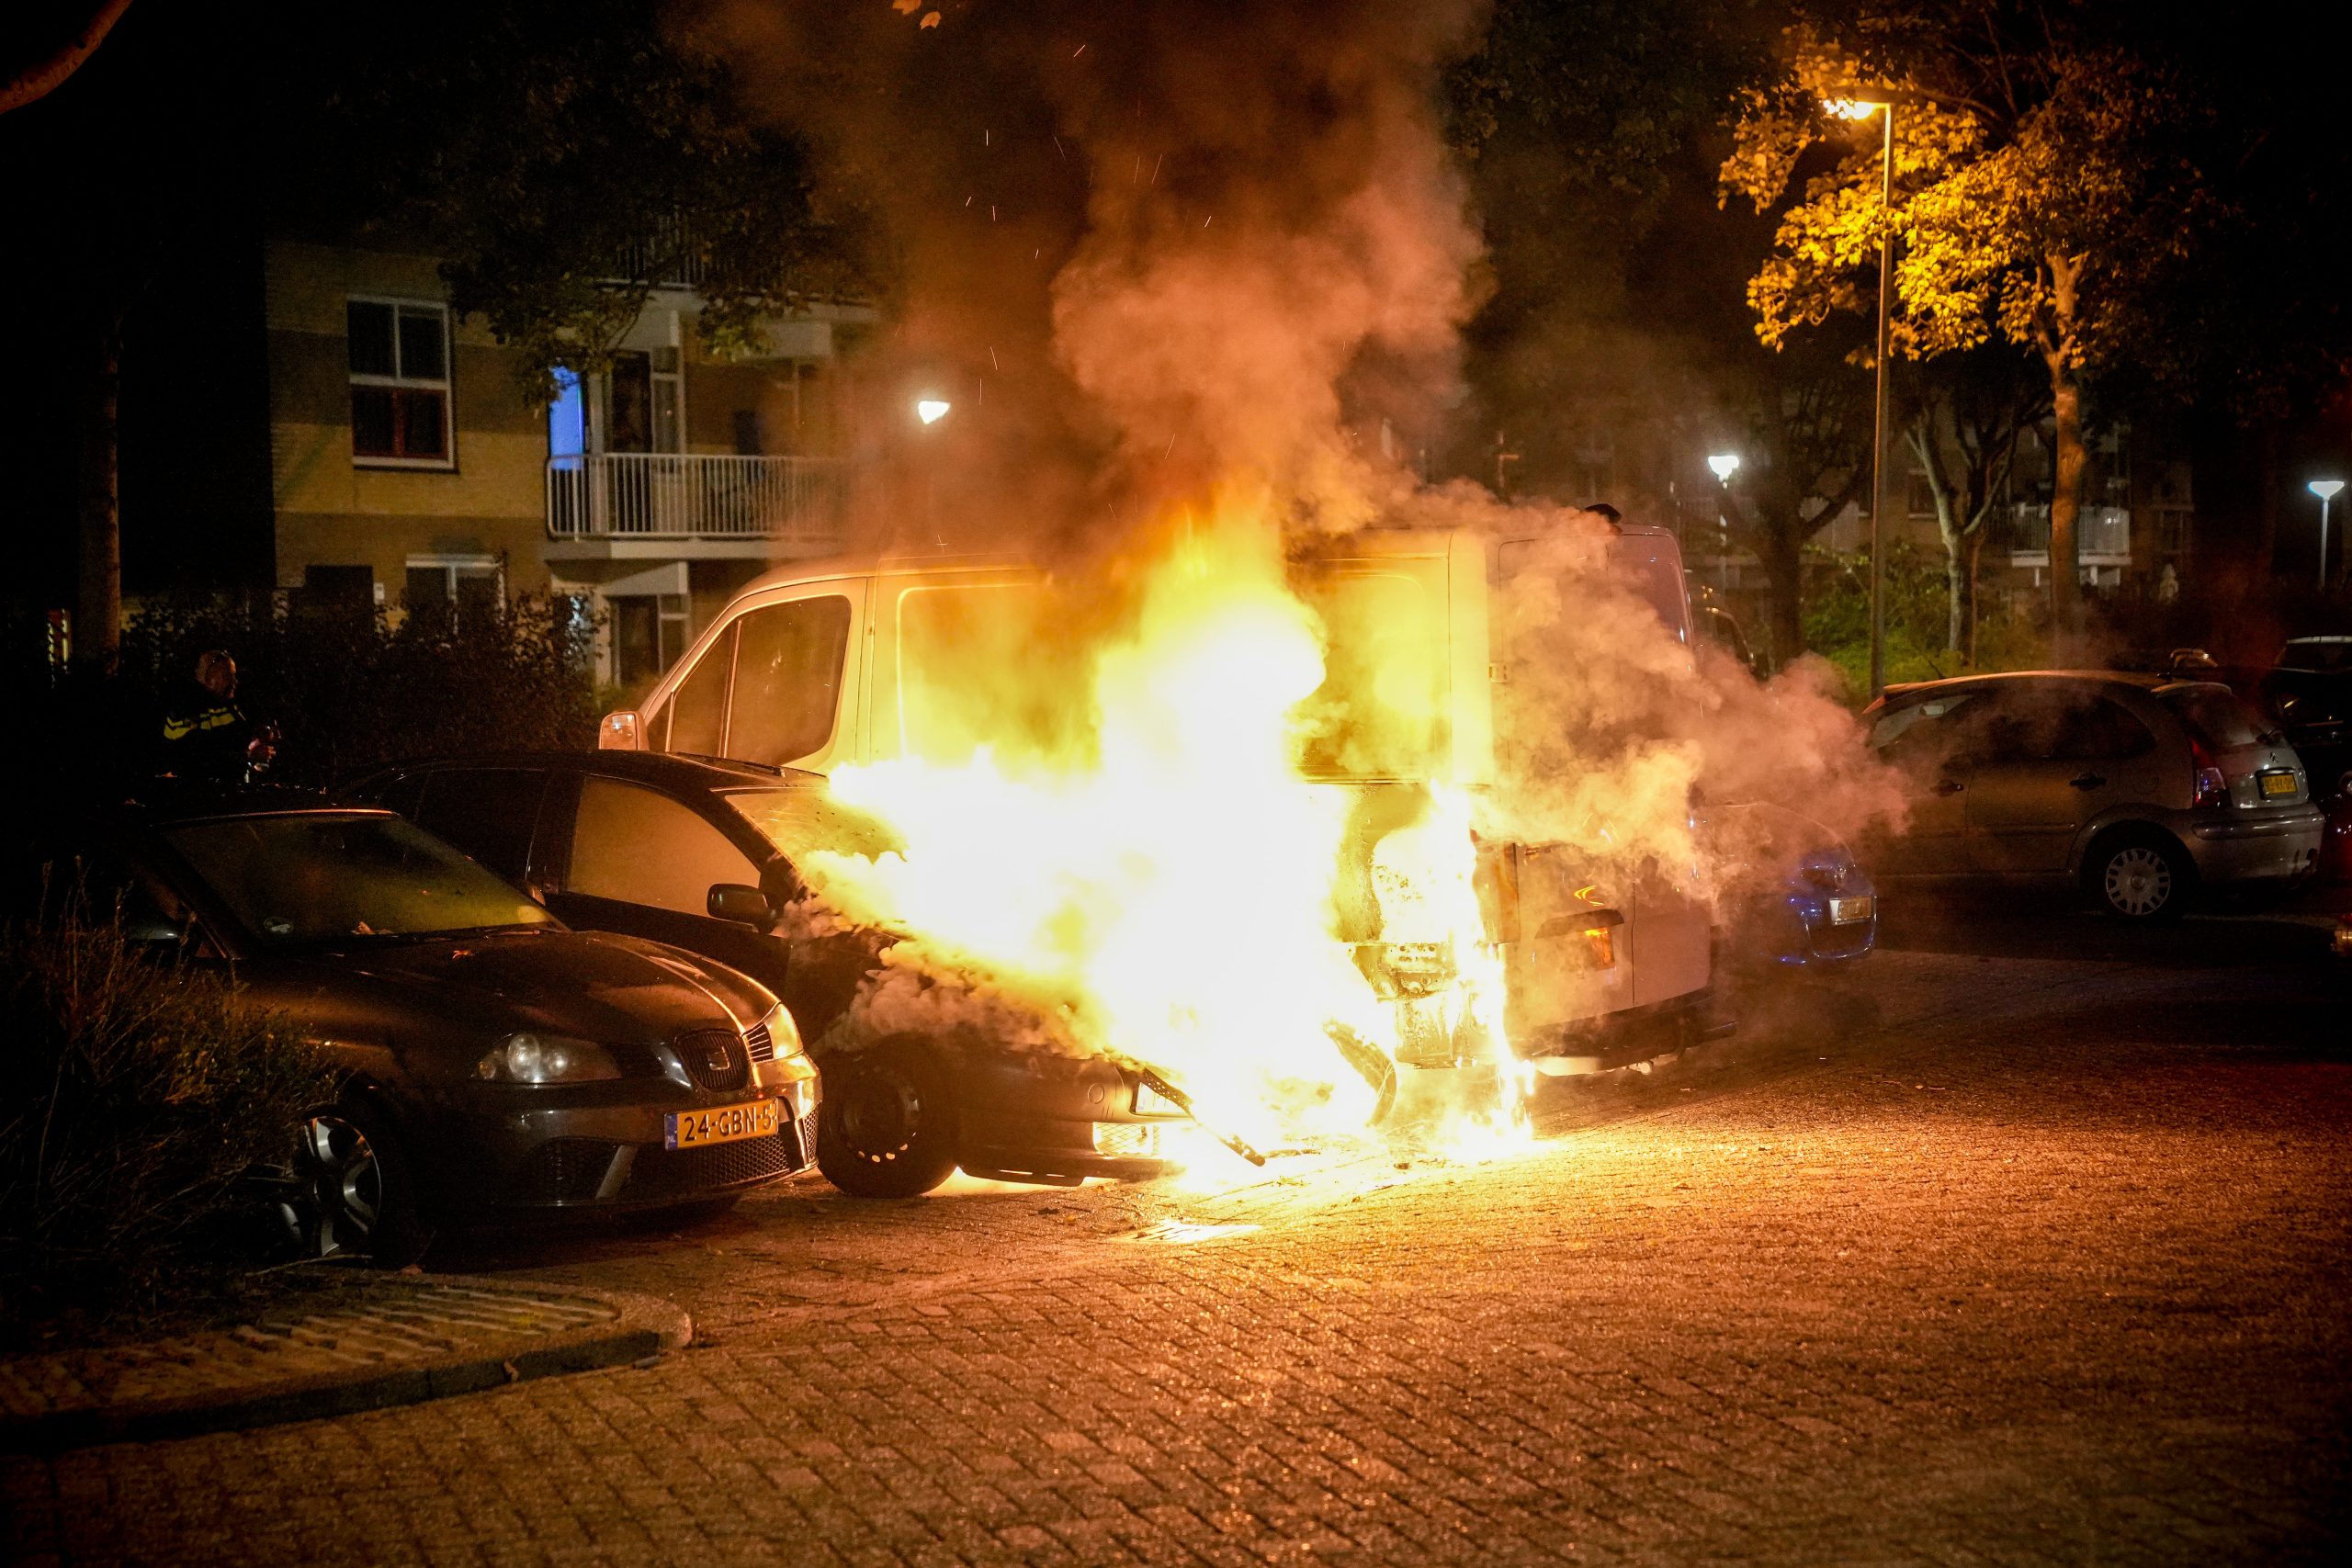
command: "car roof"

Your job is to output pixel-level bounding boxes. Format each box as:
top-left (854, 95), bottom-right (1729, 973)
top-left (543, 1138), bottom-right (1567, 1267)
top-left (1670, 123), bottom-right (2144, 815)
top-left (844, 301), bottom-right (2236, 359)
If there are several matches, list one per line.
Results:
top-left (1878, 669), bottom-right (2229, 703)
top-left (370, 750), bottom-right (826, 793)
top-left (115, 783), bottom-right (379, 828)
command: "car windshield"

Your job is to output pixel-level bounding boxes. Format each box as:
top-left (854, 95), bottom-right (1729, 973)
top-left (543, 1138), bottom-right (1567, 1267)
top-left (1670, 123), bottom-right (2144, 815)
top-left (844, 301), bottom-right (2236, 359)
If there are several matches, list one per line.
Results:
top-left (2157, 685), bottom-right (2278, 750)
top-left (164, 813), bottom-right (558, 948)
top-left (723, 788), bottom-right (904, 863)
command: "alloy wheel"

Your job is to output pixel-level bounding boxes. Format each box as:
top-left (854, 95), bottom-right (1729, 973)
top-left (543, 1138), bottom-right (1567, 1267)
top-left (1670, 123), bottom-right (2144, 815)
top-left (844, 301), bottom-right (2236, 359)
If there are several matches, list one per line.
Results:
top-left (282, 1112), bottom-right (386, 1258)
top-left (2102, 846), bottom-right (2173, 918)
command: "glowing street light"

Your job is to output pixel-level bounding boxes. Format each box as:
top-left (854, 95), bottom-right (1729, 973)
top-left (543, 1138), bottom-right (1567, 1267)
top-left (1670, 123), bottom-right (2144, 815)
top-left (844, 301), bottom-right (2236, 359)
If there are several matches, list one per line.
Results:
top-left (914, 398), bottom-right (952, 425)
top-left (1706, 453), bottom-right (1741, 483)
top-left (2311, 479), bottom-right (2346, 592)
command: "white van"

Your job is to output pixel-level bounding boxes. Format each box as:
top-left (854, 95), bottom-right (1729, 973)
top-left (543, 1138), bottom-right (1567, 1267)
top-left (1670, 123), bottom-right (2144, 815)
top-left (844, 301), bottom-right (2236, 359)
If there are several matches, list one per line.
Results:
top-left (599, 524), bottom-right (1715, 1077)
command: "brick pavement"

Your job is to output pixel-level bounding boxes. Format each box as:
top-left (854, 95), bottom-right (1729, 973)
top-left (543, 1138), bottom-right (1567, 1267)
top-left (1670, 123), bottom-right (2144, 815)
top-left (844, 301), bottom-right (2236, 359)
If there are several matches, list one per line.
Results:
top-left (5, 941), bottom-right (2346, 1565)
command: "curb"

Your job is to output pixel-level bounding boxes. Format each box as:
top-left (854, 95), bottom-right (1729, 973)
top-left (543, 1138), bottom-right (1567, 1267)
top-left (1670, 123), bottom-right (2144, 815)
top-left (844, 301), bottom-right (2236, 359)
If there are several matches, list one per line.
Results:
top-left (0, 1275), bottom-right (691, 1454)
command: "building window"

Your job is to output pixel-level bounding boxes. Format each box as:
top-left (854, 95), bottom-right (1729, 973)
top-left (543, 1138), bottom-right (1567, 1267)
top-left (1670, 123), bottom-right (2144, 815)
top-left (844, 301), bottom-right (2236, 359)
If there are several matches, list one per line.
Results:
top-left (404, 555), bottom-right (502, 621)
top-left (614, 593), bottom-right (692, 687)
top-left (349, 299), bottom-right (453, 467)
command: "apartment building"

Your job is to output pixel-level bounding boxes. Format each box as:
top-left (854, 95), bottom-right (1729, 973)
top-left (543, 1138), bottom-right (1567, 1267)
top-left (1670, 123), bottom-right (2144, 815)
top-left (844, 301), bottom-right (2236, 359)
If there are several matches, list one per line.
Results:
top-left (262, 234), bottom-right (870, 689)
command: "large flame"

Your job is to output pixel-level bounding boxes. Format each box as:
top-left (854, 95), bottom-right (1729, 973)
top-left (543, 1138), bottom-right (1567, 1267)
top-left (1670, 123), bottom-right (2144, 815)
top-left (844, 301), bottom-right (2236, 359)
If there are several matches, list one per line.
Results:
top-left (791, 502), bottom-right (1525, 1165)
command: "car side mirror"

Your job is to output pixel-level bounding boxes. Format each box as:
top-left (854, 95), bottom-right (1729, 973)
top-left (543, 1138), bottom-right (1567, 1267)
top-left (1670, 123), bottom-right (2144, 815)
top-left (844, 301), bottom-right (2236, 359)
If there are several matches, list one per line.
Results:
top-left (707, 883), bottom-right (775, 930)
top-left (599, 710), bottom-right (641, 750)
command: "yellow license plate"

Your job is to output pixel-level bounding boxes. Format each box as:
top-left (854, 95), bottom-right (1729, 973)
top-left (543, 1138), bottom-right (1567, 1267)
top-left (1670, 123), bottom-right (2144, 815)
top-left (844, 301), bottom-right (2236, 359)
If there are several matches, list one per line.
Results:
top-left (2259, 772), bottom-right (2298, 798)
top-left (666, 1098), bottom-right (781, 1150)
top-left (1829, 895), bottom-right (1875, 925)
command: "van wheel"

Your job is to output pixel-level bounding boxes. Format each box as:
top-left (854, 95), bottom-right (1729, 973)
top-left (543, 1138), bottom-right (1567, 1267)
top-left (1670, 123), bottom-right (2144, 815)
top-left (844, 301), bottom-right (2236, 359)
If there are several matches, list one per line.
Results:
top-left (817, 1041), bottom-right (959, 1198)
top-left (2086, 830), bottom-right (2193, 921)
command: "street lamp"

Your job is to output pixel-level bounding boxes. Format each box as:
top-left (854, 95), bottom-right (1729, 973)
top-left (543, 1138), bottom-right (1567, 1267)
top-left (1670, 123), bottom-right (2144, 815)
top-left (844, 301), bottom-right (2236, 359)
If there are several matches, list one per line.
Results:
top-left (1827, 92), bottom-right (1896, 696)
top-left (1706, 453), bottom-right (1740, 483)
top-left (914, 397), bottom-right (952, 425)
top-left (2312, 479), bottom-right (2346, 592)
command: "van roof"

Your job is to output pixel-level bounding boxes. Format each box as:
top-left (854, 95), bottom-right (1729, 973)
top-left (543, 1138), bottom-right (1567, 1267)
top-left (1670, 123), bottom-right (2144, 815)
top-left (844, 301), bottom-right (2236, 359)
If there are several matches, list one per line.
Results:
top-left (735, 521), bottom-right (1675, 597)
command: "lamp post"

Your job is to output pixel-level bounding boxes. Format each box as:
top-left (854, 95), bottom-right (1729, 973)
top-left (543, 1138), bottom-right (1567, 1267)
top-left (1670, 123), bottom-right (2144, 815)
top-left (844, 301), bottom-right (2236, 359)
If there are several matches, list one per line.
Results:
top-left (1707, 454), bottom-right (1740, 594)
top-left (1827, 95), bottom-right (1896, 696)
top-left (2311, 480), bottom-right (2346, 592)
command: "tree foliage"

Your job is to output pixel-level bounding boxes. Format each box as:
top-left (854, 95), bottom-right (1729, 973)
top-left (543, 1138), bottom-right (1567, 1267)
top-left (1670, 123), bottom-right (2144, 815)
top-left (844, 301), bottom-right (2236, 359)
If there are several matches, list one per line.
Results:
top-left (310, 0), bottom-right (868, 405)
top-left (1720, 5), bottom-right (2238, 637)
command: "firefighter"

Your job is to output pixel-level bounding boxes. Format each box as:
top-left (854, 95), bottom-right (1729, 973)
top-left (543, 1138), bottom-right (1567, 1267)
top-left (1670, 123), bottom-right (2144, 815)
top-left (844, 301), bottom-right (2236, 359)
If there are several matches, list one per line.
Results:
top-left (159, 649), bottom-right (274, 784)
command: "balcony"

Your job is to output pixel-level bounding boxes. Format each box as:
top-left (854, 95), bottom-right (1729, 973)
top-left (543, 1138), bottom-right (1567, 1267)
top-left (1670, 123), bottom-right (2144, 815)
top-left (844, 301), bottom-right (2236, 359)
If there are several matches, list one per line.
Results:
top-left (2007, 503), bottom-right (2132, 568)
top-left (545, 453), bottom-right (848, 559)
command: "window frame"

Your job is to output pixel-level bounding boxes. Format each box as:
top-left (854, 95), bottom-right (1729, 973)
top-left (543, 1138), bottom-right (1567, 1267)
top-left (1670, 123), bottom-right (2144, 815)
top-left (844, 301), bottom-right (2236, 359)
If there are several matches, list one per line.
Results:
top-left (348, 295), bottom-right (457, 471)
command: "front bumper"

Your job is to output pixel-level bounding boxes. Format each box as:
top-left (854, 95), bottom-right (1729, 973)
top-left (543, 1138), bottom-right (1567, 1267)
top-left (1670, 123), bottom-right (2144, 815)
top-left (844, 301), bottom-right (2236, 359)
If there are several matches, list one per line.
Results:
top-left (439, 1055), bottom-right (821, 1213)
top-left (949, 1050), bottom-right (1182, 1185)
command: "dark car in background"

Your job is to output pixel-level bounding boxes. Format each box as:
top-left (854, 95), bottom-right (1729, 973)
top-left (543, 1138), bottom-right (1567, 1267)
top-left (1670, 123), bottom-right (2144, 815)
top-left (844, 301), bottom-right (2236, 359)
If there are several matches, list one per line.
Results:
top-left (1714, 804), bottom-right (1878, 971)
top-left (2249, 642), bottom-right (2352, 879)
top-left (347, 752), bottom-right (1190, 1197)
top-left (30, 790), bottom-right (819, 1264)
top-left (1862, 671), bottom-right (2324, 919)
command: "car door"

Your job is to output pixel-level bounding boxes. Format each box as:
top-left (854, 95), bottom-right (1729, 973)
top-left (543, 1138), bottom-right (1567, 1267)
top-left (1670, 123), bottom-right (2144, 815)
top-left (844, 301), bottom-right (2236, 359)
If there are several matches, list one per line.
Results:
top-left (539, 773), bottom-right (792, 995)
top-left (1966, 686), bottom-right (2165, 875)
top-left (1868, 691), bottom-right (1993, 874)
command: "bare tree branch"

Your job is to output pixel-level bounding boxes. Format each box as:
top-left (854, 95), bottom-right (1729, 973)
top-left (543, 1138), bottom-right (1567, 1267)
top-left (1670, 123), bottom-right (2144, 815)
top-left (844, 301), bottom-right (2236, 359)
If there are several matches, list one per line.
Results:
top-left (1, 0), bottom-right (134, 116)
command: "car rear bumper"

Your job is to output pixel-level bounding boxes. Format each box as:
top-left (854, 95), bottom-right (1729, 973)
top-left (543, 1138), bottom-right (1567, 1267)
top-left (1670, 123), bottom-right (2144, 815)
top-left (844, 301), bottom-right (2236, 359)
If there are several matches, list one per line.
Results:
top-left (2183, 808), bottom-right (2324, 884)
top-left (1515, 985), bottom-right (1720, 1073)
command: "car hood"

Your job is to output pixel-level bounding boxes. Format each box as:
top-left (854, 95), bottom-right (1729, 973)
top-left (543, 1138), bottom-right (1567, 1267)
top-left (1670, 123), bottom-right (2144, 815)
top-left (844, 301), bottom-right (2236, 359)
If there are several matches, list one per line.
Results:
top-left (260, 929), bottom-right (775, 1051)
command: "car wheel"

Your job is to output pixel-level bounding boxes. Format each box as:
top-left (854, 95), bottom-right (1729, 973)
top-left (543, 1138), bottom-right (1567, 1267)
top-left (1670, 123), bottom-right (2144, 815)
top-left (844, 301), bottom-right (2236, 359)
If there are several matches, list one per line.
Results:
top-left (817, 1040), bottom-right (960, 1198)
top-left (2086, 830), bottom-right (2192, 921)
top-left (281, 1098), bottom-right (435, 1267)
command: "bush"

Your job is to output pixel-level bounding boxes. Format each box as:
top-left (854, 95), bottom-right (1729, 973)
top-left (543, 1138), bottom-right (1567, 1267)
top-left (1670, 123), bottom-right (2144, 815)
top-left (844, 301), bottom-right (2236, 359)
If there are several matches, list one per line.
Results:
top-left (1803, 543), bottom-right (2050, 700)
top-left (103, 591), bottom-right (602, 787)
top-left (0, 916), bottom-right (333, 1338)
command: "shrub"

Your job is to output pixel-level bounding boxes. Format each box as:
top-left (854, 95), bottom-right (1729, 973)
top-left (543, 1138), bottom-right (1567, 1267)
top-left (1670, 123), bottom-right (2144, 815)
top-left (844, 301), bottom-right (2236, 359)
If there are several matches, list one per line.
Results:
top-left (108, 591), bottom-right (601, 786)
top-left (0, 916), bottom-right (333, 1338)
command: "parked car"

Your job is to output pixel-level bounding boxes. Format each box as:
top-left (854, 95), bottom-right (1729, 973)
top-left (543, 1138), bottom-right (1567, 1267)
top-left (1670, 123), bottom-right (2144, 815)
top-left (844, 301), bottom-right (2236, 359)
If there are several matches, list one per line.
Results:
top-left (345, 752), bottom-right (1191, 1196)
top-left (1861, 671), bottom-right (2324, 919)
top-left (1713, 804), bottom-right (1878, 970)
top-left (2243, 660), bottom-right (2352, 880)
top-left (25, 787), bottom-right (820, 1264)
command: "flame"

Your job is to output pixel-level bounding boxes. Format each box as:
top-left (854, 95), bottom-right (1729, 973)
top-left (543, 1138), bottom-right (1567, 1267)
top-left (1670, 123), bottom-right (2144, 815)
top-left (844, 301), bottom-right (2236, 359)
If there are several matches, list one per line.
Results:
top-left (792, 502), bottom-right (1528, 1168)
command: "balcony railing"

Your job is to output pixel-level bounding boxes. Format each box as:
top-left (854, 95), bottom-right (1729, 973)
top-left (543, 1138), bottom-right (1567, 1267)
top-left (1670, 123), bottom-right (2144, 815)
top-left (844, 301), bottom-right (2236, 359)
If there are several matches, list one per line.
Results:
top-left (2007, 503), bottom-right (2131, 562)
top-left (546, 453), bottom-right (848, 543)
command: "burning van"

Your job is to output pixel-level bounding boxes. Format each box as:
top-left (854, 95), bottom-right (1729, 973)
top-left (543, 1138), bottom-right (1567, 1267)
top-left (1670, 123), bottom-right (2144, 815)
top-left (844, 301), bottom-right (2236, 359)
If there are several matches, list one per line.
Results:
top-left (596, 516), bottom-right (1714, 1156)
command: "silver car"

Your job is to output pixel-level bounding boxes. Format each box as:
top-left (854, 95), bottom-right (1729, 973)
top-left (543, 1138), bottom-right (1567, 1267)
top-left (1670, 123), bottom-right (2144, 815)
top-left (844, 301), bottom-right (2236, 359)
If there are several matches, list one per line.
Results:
top-left (1862, 671), bottom-right (2324, 919)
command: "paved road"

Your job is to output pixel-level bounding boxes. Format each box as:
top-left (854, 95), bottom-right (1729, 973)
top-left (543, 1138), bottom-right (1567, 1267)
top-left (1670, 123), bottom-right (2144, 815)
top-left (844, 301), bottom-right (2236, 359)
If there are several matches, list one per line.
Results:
top-left (6, 907), bottom-right (2348, 1565)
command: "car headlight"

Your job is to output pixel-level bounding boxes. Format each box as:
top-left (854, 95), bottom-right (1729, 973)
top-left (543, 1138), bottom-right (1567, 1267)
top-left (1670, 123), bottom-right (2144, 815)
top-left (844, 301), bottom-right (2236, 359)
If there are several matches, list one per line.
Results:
top-left (757, 1001), bottom-right (805, 1060)
top-left (476, 1032), bottom-right (622, 1084)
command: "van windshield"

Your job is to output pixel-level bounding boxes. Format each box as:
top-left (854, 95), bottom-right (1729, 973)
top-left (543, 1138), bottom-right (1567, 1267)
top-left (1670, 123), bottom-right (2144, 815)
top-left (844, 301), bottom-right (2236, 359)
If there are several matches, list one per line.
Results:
top-left (1291, 564), bottom-right (1446, 780)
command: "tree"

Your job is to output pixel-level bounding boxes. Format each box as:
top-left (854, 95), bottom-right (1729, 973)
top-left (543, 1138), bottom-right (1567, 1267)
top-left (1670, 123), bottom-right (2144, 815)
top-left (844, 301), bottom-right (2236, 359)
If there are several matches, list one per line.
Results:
top-left (1904, 347), bottom-right (2044, 660)
top-left (8, 0), bottom-right (856, 660)
top-left (1715, 333), bottom-right (1871, 664)
top-left (0, 0), bottom-right (132, 115)
top-left (1721, 10), bottom-right (2226, 649)
top-left (316, 0), bottom-right (866, 404)
top-left (1444, 0), bottom-right (1774, 492)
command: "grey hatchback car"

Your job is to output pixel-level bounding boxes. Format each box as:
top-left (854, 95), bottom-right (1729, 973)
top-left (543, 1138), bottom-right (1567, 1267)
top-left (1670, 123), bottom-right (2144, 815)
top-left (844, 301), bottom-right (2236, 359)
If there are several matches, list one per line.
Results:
top-left (1862, 671), bottom-right (2324, 919)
